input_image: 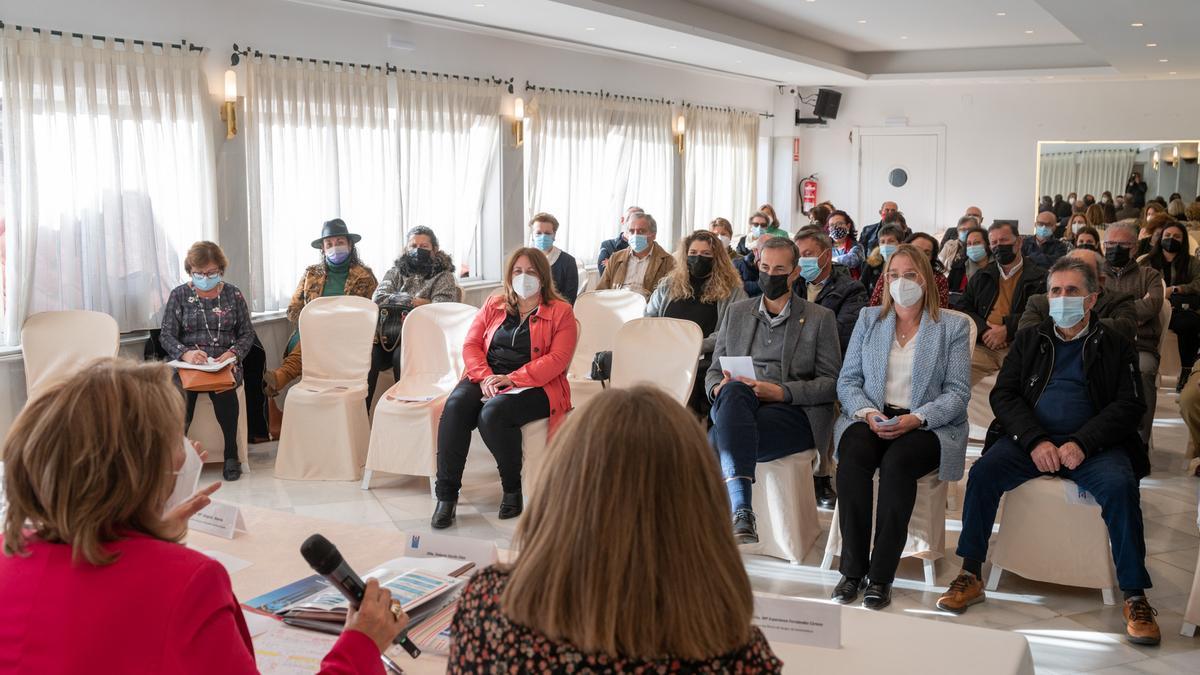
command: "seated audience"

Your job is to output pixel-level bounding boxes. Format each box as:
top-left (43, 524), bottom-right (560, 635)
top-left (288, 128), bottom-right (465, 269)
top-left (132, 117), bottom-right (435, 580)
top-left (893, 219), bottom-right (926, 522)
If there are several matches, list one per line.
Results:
top-left (1052, 194), bottom-right (1069, 220)
top-left (433, 248), bottom-right (577, 528)
top-left (1022, 210), bottom-right (1070, 268)
top-left (709, 217), bottom-right (742, 260)
top-left (1100, 192), bottom-right (1117, 223)
top-left (736, 211), bottom-right (772, 257)
top-left (940, 206), bottom-right (983, 245)
top-left (861, 200), bottom-right (900, 252)
top-left (1059, 198), bottom-right (1086, 234)
top-left (1074, 225), bottom-right (1102, 252)
top-left (1142, 220), bottom-right (1200, 390)
top-left (938, 257), bottom-right (1159, 646)
top-left (706, 238), bottom-right (842, 539)
top-left (1186, 202), bottom-right (1200, 230)
top-left (646, 230), bottom-right (747, 416)
top-left (1137, 206), bottom-right (1166, 257)
top-left (1086, 203), bottom-right (1107, 230)
top-left (869, 232), bottom-right (950, 309)
top-left (1103, 221), bottom-right (1164, 444)
top-left (448, 386), bottom-right (782, 673)
top-left (947, 226), bottom-right (990, 300)
top-left (266, 219), bottom-right (377, 397)
top-left (734, 233), bottom-right (774, 298)
top-left (832, 244), bottom-right (970, 609)
top-left (369, 226), bottom-right (461, 400)
top-left (1020, 248), bottom-right (1137, 342)
top-left (160, 241), bottom-right (256, 481)
top-left (808, 203), bottom-right (832, 231)
top-left (1115, 193), bottom-right (1141, 221)
top-left (1168, 198), bottom-right (1187, 221)
top-left (861, 224), bottom-right (905, 296)
top-left (597, 206), bottom-right (641, 275)
top-left (1063, 213), bottom-right (1089, 247)
top-left (760, 202), bottom-right (783, 233)
top-left (827, 210), bottom-right (864, 278)
top-left (528, 212), bottom-right (579, 304)
top-left (793, 229), bottom-right (867, 354)
top-left (0, 359), bottom-right (406, 672)
top-left (937, 214), bottom-right (981, 268)
top-left (596, 212), bottom-right (675, 298)
top-left (955, 221), bottom-right (1047, 386)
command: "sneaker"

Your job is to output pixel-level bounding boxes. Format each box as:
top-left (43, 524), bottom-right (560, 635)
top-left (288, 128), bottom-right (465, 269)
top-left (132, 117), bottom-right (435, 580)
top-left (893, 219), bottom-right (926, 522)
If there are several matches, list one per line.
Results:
top-left (936, 571), bottom-right (985, 614)
top-left (1123, 597), bottom-right (1161, 646)
top-left (732, 508), bottom-right (758, 545)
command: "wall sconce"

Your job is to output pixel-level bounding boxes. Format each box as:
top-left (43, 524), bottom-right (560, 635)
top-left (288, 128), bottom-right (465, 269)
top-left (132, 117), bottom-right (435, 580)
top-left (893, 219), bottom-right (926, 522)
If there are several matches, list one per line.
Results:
top-left (221, 68), bottom-right (238, 139)
top-left (675, 114), bottom-right (686, 154)
top-left (1172, 145), bottom-right (1180, 164)
top-left (1152, 149), bottom-right (1160, 171)
top-left (512, 96), bottom-right (525, 148)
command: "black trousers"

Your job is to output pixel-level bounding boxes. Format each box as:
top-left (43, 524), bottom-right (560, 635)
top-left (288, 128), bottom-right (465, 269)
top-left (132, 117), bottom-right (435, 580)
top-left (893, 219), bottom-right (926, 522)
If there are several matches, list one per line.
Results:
top-left (434, 378), bottom-right (550, 502)
top-left (184, 388), bottom-right (241, 463)
top-left (1170, 309), bottom-right (1200, 369)
top-left (367, 342), bottom-right (403, 406)
top-left (836, 421), bottom-right (941, 583)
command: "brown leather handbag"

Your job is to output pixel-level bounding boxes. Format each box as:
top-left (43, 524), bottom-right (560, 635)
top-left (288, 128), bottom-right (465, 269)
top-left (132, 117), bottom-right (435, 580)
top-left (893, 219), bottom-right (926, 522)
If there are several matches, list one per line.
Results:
top-left (179, 364), bottom-right (236, 393)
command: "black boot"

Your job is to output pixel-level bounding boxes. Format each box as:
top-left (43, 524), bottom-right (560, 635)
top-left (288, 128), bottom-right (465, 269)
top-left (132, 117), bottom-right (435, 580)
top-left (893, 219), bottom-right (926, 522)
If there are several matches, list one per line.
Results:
top-left (223, 458), bottom-right (241, 482)
top-left (814, 475), bottom-right (836, 510)
top-left (1177, 367), bottom-right (1192, 393)
top-left (862, 581), bottom-right (892, 610)
top-left (431, 501), bottom-right (457, 529)
top-left (498, 492), bottom-right (523, 520)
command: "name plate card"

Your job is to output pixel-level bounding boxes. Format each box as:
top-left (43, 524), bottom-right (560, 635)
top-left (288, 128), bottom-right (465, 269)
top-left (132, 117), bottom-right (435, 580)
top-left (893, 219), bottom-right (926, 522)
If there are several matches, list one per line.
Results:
top-left (190, 499), bottom-right (248, 539)
top-left (753, 593), bottom-right (842, 649)
top-left (403, 532), bottom-right (499, 573)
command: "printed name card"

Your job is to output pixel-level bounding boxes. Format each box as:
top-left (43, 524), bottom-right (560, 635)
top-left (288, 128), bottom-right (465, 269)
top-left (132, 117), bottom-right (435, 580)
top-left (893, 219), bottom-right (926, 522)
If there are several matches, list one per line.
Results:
top-left (403, 532), bottom-right (498, 573)
top-left (190, 499), bottom-right (248, 539)
top-left (753, 593), bottom-right (842, 650)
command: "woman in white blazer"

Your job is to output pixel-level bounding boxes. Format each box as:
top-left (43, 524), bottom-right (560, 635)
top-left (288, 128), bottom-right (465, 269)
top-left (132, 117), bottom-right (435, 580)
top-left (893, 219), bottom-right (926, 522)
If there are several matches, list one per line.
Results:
top-left (830, 244), bottom-right (971, 610)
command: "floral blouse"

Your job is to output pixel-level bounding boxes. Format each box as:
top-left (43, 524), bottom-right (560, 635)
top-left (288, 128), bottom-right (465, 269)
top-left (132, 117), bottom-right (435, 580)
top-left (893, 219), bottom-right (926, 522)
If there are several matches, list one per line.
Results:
top-left (449, 567), bottom-right (783, 674)
top-left (160, 282), bottom-right (256, 385)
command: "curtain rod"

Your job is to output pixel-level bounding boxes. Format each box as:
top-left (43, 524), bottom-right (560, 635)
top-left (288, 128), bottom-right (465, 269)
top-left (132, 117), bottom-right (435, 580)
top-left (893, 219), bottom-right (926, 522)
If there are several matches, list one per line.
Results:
top-left (524, 80), bottom-right (771, 118)
top-left (232, 45), bottom-right (514, 93)
top-left (0, 21), bottom-right (203, 52)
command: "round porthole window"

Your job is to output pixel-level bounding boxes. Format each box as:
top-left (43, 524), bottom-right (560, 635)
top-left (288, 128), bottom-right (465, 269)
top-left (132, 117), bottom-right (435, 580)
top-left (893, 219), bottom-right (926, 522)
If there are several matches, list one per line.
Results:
top-left (888, 167), bottom-right (909, 188)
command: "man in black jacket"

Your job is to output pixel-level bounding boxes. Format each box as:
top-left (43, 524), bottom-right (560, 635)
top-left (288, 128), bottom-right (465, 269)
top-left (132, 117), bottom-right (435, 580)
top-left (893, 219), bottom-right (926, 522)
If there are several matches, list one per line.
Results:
top-left (1018, 248), bottom-right (1138, 341)
top-left (859, 200), bottom-right (899, 253)
top-left (596, 205), bottom-right (641, 274)
top-left (952, 221), bottom-right (1047, 386)
top-left (937, 257), bottom-right (1159, 646)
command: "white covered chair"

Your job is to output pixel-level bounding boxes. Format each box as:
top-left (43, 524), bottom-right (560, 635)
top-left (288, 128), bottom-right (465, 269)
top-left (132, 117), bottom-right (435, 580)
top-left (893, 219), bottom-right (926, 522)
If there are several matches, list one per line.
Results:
top-left (21, 310), bottom-right (119, 398)
top-left (986, 476), bottom-right (1119, 605)
top-left (1184, 531), bottom-right (1200, 637)
top-left (566, 290), bottom-right (645, 408)
top-left (274, 296), bottom-right (378, 481)
top-left (576, 261), bottom-right (590, 295)
top-left (361, 303), bottom-right (478, 492)
top-left (741, 450), bottom-right (822, 564)
top-left (609, 317), bottom-right (703, 404)
top-left (187, 385), bottom-right (249, 467)
top-left (520, 319), bottom-right (581, 503)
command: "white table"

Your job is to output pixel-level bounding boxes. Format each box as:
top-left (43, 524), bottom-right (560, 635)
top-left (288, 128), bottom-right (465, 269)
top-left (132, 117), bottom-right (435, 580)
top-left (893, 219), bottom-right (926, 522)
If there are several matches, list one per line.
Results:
top-left (190, 506), bottom-right (1033, 675)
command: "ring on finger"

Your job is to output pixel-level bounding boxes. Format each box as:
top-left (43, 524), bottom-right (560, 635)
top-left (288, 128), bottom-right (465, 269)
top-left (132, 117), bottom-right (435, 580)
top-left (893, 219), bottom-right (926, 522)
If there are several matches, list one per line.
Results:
top-left (390, 600), bottom-right (403, 622)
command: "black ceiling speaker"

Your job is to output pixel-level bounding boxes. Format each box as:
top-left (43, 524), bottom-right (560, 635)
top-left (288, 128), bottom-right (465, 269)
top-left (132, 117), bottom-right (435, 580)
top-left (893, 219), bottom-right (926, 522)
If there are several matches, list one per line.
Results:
top-left (813, 88), bottom-right (841, 120)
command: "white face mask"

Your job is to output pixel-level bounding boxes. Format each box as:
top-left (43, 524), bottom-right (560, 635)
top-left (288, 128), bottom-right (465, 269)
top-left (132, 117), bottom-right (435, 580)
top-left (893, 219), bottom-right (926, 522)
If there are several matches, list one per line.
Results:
top-left (512, 272), bottom-right (541, 299)
top-left (717, 234), bottom-right (731, 248)
top-left (889, 277), bottom-right (924, 308)
top-left (164, 436), bottom-right (203, 515)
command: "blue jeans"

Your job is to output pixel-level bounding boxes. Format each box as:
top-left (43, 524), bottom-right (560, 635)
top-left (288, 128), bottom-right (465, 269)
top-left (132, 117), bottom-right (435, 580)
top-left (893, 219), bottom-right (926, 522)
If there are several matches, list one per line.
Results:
top-left (956, 437), bottom-right (1151, 591)
top-left (709, 381), bottom-right (814, 481)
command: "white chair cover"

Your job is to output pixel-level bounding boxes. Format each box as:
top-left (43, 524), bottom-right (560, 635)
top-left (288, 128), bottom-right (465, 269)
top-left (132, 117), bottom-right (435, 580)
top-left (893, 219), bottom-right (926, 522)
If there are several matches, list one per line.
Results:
top-left (567, 290), bottom-right (645, 407)
top-left (1185, 535), bottom-right (1200, 636)
top-left (274, 296), bottom-right (378, 481)
top-left (362, 303), bottom-right (478, 489)
top-left (741, 450), bottom-right (822, 564)
top-left (1155, 281), bottom-right (1172, 388)
top-left (576, 261), bottom-right (589, 295)
top-left (187, 384), bottom-right (249, 466)
top-left (987, 476), bottom-right (1118, 604)
top-left (519, 320), bottom-right (580, 502)
top-left (609, 317), bottom-right (703, 404)
top-left (21, 310), bottom-right (119, 398)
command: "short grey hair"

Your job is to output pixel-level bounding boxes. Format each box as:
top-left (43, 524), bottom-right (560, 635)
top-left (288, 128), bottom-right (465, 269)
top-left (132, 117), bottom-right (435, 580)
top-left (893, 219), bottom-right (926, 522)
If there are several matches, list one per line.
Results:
top-left (793, 229), bottom-right (833, 252)
top-left (628, 211), bottom-right (658, 234)
top-left (1049, 256), bottom-right (1099, 294)
top-left (1106, 221), bottom-right (1139, 240)
top-left (1067, 248), bottom-right (1106, 282)
top-left (406, 225), bottom-right (439, 249)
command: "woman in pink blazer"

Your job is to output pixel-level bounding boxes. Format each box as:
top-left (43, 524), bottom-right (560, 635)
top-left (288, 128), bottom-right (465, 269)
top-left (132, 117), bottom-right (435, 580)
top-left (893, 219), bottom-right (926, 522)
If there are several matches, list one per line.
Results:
top-left (0, 360), bottom-right (405, 674)
top-left (432, 246), bottom-right (578, 530)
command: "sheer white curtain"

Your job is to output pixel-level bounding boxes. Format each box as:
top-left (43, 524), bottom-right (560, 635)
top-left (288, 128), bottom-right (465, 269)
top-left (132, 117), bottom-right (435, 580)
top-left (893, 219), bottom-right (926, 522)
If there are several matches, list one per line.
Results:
top-left (0, 27), bottom-right (215, 344)
top-left (1039, 148), bottom-right (1136, 200)
top-left (682, 107), bottom-right (759, 233)
top-left (1038, 152), bottom-right (1077, 199)
top-left (244, 58), bottom-right (398, 313)
top-left (525, 92), bottom-right (674, 263)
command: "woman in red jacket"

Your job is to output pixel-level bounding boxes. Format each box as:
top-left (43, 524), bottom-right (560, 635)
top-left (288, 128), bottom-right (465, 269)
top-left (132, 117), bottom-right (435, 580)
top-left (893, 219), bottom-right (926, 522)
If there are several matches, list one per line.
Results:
top-left (432, 247), bottom-right (578, 529)
top-left (0, 360), bottom-right (405, 674)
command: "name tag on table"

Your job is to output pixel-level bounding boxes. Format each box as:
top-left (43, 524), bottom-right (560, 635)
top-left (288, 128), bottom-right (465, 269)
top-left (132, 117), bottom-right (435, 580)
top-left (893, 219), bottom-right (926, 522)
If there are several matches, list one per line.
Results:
top-left (403, 532), bottom-right (499, 573)
top-left (753, 594), bottom-right (841, 649)
top-left (190, 499), bottom-right (248, 539)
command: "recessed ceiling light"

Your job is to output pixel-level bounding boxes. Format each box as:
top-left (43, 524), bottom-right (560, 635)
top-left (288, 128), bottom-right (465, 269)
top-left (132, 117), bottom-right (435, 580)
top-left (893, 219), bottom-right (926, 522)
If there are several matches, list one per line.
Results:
top-left (996, 12), bottom-right (1007, 17)
top-left (585, 27), bottom-right (596, 31)
top-left (900, 35), bottom-right (908, 40)
top-left (473, 2), bottom-right (485, 6)
top-left (1046, 75), bottom-right (1055, 79)
top-left (1169, 71), bottom-right (1178, 75)
top-left (1130, 22), bottom-right (1143, 27)
top-left (1159, 58), bottom-right (1169, 63)
top-left (668, 45), bottom-right (677, 49)
top-left (857, 19), bottom-right (867, 24)
top-left (1024, 30), bottom-right (1034, 34)
top-left (1146, 43), bottom-right (1157, 47)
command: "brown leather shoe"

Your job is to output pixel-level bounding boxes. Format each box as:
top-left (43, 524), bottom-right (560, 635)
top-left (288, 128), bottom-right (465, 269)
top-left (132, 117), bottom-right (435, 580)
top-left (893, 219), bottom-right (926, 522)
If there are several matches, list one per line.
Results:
top-left (936, 571), bottom-right (986, 614)
top-left (1123, 597), bottom-right (1161, 646)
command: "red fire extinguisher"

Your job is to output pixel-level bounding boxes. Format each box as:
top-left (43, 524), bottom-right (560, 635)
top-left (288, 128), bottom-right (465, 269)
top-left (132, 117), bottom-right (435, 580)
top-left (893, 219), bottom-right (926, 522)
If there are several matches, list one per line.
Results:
top-left (800, 174), bottom-right (818, 215)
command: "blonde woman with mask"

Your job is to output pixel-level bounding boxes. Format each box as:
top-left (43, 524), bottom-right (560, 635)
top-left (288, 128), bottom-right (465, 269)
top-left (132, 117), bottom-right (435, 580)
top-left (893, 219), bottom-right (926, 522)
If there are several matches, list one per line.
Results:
top-left (447, 386), bottom-right (782, 673)
top-left (432, 248), bottom-right (578, 529)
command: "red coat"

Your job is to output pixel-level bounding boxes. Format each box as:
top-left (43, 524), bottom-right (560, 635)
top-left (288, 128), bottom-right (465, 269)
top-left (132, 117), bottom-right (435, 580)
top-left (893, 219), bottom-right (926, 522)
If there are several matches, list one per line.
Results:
top-left (463, 296), bottom-right (577, 434)
top-left (0, 533), bottom-right (381, 674)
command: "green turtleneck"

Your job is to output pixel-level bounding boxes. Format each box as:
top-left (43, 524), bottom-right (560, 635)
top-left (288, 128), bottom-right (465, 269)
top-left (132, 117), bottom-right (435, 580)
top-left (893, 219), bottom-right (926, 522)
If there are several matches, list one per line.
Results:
top-left (322, 258), bottom-right (351, 297)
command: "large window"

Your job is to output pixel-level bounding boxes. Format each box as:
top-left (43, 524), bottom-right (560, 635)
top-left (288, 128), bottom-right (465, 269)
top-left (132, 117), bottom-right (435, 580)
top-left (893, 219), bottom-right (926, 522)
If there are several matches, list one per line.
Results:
top-left (0, 29), bottom-right (215, 344)
top-left (681, 107), bottom-right (759, 232)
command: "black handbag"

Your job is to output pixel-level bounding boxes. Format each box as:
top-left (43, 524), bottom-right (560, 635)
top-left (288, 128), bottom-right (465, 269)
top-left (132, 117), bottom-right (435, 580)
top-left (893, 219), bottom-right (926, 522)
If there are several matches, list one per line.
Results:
top-left (375, 305), bottom-right (410, 352)
top-left (1169, 292), bottom-right (1200, 313)
top-left (590, 350), bottom-right (613, 383)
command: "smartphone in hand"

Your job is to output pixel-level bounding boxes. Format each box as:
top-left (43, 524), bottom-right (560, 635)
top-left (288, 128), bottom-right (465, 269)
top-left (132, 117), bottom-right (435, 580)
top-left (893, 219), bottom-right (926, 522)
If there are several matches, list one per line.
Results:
top-left (872, 415), bottom-right (900, 427)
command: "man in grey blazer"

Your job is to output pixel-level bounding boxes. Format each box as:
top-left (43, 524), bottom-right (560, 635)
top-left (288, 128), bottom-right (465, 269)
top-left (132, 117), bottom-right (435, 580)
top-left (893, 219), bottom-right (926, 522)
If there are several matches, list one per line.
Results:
top-left (706, 238), bottom-right (843, 544)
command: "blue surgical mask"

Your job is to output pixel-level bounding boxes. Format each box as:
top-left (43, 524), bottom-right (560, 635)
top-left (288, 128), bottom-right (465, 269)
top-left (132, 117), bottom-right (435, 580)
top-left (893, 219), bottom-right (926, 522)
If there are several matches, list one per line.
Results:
top-left (629, 234), bottom-right (650, 253)
top-left (1035, 225), bottom-right (1054, 240)
top-left (880, 244), bottom-right (898, 261)
top-left (192, 273), bottom-right (221, 291)
top-left (966, 244), bottom-right (988, 262)
top-left (325, 245), bottom-right (351, 265)
top-left (958, 230), bottom-right (969, 242)
top-left (798, 256), bottom-right (824, 283)
top-left (1048, 295), bottom-right (1087, 329)
top-left (749, 226), bottom-right (764, 239)
top-left (532, 233), bottom-right (554, 252)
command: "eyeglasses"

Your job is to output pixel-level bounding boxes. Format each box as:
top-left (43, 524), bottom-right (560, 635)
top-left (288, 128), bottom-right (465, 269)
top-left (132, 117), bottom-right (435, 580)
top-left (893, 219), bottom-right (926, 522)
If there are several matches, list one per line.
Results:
top-left (1103, 242), bottom-right (1133, 250)
top-left (885, 271), bottom-right (921, 282)
top-left (750, 221), bottom-right (768, 227)
top-left (193, 271), bottom-right (221, 279)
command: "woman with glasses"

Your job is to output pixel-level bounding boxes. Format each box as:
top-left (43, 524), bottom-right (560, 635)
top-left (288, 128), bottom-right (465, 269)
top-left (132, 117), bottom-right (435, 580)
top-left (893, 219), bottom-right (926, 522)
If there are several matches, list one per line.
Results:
top-left (947, 226), bottom-right (990, 300)
top-left (868, 232), bottom-right (950, 309)
top-left (827, 210), bottom-right (864, 279)
top-left (1142, 220), bottom-right (1200, 390)
top-left (830, 244), bottom-right (970, 610)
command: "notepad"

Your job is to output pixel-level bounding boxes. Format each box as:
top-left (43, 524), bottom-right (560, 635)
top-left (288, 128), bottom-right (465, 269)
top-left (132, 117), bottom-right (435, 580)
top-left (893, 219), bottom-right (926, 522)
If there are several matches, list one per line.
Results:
top-left (719, 356), bottom-right (756, 381)
top-left (168, 356), bottom-right (236, 372)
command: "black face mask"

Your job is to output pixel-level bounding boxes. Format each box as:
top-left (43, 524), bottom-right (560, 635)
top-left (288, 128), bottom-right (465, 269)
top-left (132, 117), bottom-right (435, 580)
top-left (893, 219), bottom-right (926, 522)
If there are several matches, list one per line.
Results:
top-left (1160, 237), bottom-right (1182, 254)
top-left (686, 254), bottom-right (714, 278)
top-left (993, 244), bottom-right (1017, 265)
top-left (409, 248), bottom-right (433, 265)
top-left (1076, 242), bottom-right (1098, 252)
top-left (760, 272), bottom-right (793, 300)
top-left (1106, 246), bottom-right (1131, 268)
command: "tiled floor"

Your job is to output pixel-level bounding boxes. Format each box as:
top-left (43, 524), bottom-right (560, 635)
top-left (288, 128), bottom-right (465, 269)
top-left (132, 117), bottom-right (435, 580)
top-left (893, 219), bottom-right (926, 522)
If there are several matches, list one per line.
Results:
top-left (204, 381), bottom-right (1200, 674)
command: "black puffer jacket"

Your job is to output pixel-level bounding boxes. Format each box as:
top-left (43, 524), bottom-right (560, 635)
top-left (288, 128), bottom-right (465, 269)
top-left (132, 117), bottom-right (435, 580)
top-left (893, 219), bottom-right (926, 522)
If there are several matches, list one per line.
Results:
top-left (985, 314), bottom-right (1149, 478)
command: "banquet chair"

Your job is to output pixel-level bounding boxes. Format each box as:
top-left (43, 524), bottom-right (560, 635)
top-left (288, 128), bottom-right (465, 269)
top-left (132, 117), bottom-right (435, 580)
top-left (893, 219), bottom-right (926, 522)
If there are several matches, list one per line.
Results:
top-left (576, 260), bottom-right (590, 296)
top-left (609, 317), bottom-right (703, 404)
top-left (21, 310), bottom-right (120, 398)
top-left (361, 303), bottom-right (477, 493)
top-left (520, 319), bottom-right (581, 503)
top-left (566, 290), bottom-right (645, 408)
top-left (274, 296), bottom-right (378, 481)
top-left (187, 385), bottom-right (250, 468)
top-left (1184, 540), bottom-right (1200, 637)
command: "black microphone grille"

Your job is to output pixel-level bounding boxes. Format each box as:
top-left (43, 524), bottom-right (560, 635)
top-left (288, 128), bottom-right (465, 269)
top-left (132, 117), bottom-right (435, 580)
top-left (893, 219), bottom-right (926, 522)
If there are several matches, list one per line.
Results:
top-left (300, 533), bottom-right (344, 575)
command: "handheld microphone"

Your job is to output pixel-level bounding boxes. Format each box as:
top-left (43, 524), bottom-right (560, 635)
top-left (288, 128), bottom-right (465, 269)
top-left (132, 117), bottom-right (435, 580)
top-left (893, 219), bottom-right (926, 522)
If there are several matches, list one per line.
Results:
top-left (300, 534), bottom-right (421, 659)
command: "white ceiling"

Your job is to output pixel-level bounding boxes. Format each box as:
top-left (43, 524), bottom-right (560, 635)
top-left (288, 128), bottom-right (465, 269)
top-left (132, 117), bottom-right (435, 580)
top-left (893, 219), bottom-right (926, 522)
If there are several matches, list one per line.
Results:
top-left (295, 0), bottom-right (1200, 84)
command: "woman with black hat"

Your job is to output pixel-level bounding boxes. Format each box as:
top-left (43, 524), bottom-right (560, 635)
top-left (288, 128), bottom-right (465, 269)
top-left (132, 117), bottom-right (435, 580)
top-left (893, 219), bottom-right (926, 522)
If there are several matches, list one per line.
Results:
top-left (265, 218), bottom-right (378, 397)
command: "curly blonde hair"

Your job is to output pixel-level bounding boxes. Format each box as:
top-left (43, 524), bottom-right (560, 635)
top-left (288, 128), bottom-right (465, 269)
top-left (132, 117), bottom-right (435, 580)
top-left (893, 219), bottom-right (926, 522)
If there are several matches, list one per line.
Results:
top-left (660, 230), bottom-right (740, 304)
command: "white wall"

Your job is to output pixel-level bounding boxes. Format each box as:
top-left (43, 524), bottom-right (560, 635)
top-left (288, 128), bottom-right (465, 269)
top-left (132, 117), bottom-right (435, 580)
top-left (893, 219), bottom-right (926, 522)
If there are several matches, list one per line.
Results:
top-left (791, 80), bottom-right (1200, 233)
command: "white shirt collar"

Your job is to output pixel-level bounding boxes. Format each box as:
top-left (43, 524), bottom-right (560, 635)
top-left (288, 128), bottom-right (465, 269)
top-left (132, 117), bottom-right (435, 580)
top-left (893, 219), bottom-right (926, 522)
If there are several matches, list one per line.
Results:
top-left (757, 296), bottom-right (792, 327)
top-left (998, 258), bottom-right (1024, 280)
top-left (1054, 319), bottom-right (1090, 342)
top-left (546, 247), bottom-right (561, 265)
